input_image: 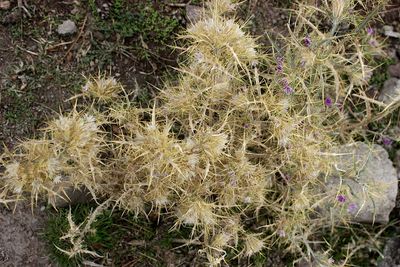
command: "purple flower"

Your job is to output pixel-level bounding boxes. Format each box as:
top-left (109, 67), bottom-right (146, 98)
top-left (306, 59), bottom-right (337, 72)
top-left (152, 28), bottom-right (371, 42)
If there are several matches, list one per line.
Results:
top-left (304, 36), bottom-right (311, 47)
top-left (281, 78), bottom-right (294, 95)
top-left (347, 203), bottom-right (358, 214)
top-left (369, 39), bottom-right (378, 47)
top-left (337, 194), bottom-right (346, 203)
top-left (284, 85), bottom-right (294, 95)
top-left (324, 97), bottom-right (332, 107)
top-left (367, 27), bottom-right (374, 35)
top-left (276, 56), bottom-right (284, 74)
top-left (382, 136), bottom-right (393, 146)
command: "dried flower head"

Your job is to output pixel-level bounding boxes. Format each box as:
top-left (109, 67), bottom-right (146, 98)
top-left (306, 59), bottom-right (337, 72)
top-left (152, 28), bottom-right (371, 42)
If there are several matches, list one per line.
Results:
top-left (242, 233), bottom-right (264, 257)
top-left (82, 75), bottom-right (123, 102)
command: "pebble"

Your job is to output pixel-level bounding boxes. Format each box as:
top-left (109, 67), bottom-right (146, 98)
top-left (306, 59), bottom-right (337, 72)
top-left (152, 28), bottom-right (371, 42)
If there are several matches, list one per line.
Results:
top-left (186, 4), bottom-right (203, 25)
top-left (388, 63), bottom-right (400, 78)
top-left (383, 25), bottom-right (400, 38)
top-left (0, 1), bottom-right (10, 10)
top-left (379, 78), bottom-right (400, 104)
top-left (57, 20), bottom-right (77, 36)
top-left (92, 30), bottom-right (105, 41)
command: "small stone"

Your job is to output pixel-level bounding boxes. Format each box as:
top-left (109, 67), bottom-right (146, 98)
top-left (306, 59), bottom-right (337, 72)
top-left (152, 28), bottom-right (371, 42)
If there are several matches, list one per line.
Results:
top-left (92, 30), bottom-right (105, 41)
top-left (379, 78), bottom-right (400, 104)
top-left (57, 20), bottom-right (77, 36)
top-left (71, 7), bottom-right (79, 15)
top-left (388, 63), bottom-right (400, 78)
top-left (383, 25), bottom-right (394, 32)
top-left (383, 25), bottom-right (400, 38)
top-left (186, 5), bottom-right (203, 25)
top-left (0, 1), bottom-right (10, 10)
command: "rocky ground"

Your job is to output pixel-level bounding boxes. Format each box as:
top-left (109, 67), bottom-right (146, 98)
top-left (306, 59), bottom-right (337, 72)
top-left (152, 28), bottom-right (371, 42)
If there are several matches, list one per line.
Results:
top-left (0, 0), bottom-right (400, 266)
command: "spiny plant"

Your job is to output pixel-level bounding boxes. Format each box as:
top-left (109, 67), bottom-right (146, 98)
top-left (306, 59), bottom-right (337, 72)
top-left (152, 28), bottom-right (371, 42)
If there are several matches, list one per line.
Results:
top-left (0, 0), bottom-right (397, 266)
top-left (0, 110), bottom-right (104, 206)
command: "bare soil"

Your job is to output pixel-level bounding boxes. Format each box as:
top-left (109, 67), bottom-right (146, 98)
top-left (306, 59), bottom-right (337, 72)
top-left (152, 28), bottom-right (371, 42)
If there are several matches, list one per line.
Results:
top-left (0, 204), bottom-right (53, 266)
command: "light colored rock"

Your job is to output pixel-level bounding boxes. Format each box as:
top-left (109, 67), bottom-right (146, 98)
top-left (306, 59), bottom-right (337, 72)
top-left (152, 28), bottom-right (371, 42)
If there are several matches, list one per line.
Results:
top-left (326, 142), bottom-right (398, 224)
top-left (57, 20), bottom-right (77, 35)
top-left (379, 78), bottom-right (400, 104)
top-left (186, 5), bottom-right (203, 25)
top-left (383, 25), bottom-right (400, 38)
top-left (0, 1), bottom-right (10, 10)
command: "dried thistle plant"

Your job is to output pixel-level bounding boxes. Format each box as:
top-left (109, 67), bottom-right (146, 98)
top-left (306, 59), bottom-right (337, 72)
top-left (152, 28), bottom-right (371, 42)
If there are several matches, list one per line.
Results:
top-left (0, 0), bottom-right (394, 265)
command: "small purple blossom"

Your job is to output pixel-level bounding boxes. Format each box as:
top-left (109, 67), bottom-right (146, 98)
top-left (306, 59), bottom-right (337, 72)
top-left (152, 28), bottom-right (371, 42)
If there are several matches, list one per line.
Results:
top-left (304, 36), bottom-right (311, 47)
top-left (337, 194), bottom-right (346, 203)
top-left (381, 136), bottom-right (393, 146)
top-left (324, 97), bottom-right (332, 107)
top-left (243, 123), bottom-right (250, 129)
top-left (281, 78), bottom-right (294, 95)
top-left (276, 56), bottom-right (284, 74)
top-left (284, 85), bottom-right (294, 95)
top-left (347, 203), bottom-right (358, 214)
top-left (367, 27), bottom-right (374, 36)
top-left (369, 39), bottom-right (378, 47)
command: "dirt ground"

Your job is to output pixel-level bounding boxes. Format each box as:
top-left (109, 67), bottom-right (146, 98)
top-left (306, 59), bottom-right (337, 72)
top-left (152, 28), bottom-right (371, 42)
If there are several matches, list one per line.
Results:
top-left (0, 0), bottom-right (400, 266)
top-left (0, 204), bottom-right (53, 266)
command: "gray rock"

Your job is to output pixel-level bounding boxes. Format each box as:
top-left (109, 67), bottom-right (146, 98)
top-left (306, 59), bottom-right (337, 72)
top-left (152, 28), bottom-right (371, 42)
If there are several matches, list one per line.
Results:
top-left (379, 78), bottom-right (400, 104)
top-left (389, 63), bottom-right (400, 78)
top-left (378, 237), bottom-right (400, 267)
top-left (48, 186), bottom-right (93, 208)
top-left (326, 142), bottom-right (397, 224)
top-left (384, 25), bottom-right (400, 38)
top-left (0, 1), bottom-right (10, 10)
top-left (57, 20), bottom-right (77, 36)
top-left (186, 5), bottom-right (203, 25)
